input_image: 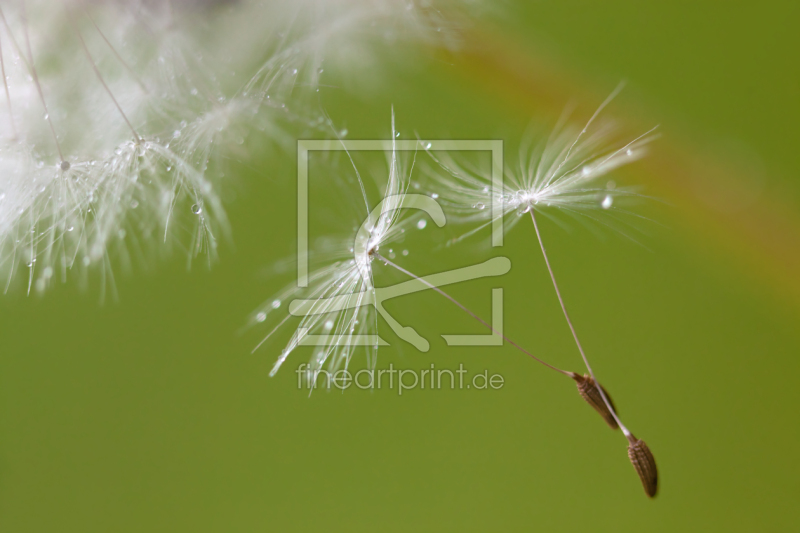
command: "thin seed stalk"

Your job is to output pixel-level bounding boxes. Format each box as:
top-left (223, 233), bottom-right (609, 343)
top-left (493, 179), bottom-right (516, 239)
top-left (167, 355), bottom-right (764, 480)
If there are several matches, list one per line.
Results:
top-left (528, 209), bottom-right (629, 434)
top-left (371, 251), bottom-right (572, 377)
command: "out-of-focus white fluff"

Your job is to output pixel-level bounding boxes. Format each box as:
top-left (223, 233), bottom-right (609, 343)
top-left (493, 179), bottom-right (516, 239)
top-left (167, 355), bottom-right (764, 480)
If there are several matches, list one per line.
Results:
top-left (0, 0), bottom-right (482, 295)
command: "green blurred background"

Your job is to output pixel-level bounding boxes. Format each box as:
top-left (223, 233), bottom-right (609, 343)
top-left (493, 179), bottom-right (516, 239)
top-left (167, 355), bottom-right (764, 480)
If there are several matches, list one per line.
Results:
top-left (2, 1), bottom-right (799, 531)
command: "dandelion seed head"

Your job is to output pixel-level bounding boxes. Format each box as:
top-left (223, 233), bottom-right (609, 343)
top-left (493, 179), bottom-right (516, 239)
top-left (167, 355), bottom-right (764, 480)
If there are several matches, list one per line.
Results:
top-left (425, 95), bottom-right (657, 241)
top-left (251, 111), bottom-right (421, 383)
top-left (0, 0), bottom-right (484, 294)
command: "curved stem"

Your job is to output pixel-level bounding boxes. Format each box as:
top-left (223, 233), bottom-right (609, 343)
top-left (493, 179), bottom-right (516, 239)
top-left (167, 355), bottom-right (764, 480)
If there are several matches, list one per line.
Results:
top-left (372, 251), bottom-right (572, 377)
top-left (20, 4), bottom-right (64, 162)
top-left (84, 8), bottom-right (149, 94)
top-left (529, 209), bottom-right (629, 435)
top-left (0, 33), bottom-right (17, 139)
top-left (67, 10), bottom-right (141, 143)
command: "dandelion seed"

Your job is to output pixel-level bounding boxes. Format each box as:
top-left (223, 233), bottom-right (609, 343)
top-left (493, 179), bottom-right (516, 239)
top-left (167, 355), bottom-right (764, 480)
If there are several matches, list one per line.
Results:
top-left (251, 109), bottom-right (426, 382)
top-left (428, 87), bottom-right (660, 496)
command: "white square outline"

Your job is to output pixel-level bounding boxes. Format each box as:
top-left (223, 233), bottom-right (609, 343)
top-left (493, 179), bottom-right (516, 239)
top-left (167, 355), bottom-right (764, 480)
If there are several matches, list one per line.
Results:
top-left (297, 139), bottom-right (504, 287)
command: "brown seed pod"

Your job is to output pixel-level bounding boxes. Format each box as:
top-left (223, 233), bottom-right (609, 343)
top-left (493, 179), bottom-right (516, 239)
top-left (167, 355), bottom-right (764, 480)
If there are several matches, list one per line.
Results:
top-left (627, 435), bottom-right (658, 498)
top-left (571, 373), bottom-right (619, 429)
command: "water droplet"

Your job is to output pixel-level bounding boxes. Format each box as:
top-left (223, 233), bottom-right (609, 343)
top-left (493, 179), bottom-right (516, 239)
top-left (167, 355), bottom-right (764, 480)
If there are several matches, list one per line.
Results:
top-left (292, 68), bottom-right (298, 75)
top-left (130, 200), bottom-right (139, 209)
top-left (191, 204), bottom-right (202, 215)
top-left (256, 312), bottom-right (267, 323)
top-left (324, 320), bottom-right (334, 331)
top-left (431, 193), bottom-right (439, 199)
top-left (402, 249), bottom-right (409, 256)
top-left (26, 259), bottom-right (36, 267)
top-left (606, 180), bottom-right (617, 190)
top-left (474, 202), bottom-right (486, 210)
top-left (601, 195), bottom-right (613, 209)
top-left (582, 166), bottom-right (592, 176)
top-left (173, 130), bottom-right (181, 139)
top-left (271, 299), bottom-right (281, 309)
top-left (416, 219), bottom-right (427, 230)
top-left (395, 132), bottom-right (400, 138)
top-left (425, 142), bottom-right (432, 149)
top-left (43, 266), bottom-right (53, 278)
top-left (626, 149), bottom-right (633, 156)
top-left (60, 160), bottom-right (70, 171)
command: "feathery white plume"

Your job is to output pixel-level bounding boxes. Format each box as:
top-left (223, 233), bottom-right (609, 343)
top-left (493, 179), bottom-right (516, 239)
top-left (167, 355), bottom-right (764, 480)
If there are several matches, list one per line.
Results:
top-left (251, 110), bottom-right (435, 385)
top-left (426, 90), bottom-right (658, 243)
top-left (0, 0), bottom-right (484, 295)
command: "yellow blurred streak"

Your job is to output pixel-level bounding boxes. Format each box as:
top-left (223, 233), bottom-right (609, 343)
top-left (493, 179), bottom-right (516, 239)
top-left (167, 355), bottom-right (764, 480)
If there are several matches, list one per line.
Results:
top-left (433, 27), bottom-right (800, 311)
